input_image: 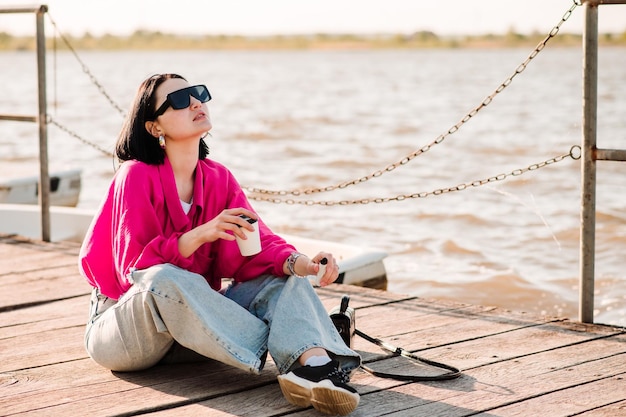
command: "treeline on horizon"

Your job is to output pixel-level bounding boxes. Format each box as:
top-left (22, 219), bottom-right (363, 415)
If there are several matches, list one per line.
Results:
top-left (1, 29), bottom-right (626, 51)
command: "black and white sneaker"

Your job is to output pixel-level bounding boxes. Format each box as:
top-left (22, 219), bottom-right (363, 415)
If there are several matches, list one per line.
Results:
top-left (277, 359), bottom-right (359, 416)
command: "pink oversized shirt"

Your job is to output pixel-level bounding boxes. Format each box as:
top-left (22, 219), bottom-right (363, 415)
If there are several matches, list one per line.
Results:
top-left (78, 157), bottom-right (296, 299)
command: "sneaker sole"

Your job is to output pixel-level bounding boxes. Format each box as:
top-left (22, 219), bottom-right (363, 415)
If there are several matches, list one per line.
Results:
top-left (277, 376), bottom-right (313, 407)
top-left (277, 375), bottom-right (359, 416)
top-left (311, 380), bottom-right (359, 416)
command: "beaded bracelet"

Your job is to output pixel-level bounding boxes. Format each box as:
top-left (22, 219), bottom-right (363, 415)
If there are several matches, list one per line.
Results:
top-left (286, 252), bottom-right (307, 278)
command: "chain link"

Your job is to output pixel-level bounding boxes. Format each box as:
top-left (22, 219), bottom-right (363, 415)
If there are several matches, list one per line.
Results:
top-left (247, 146), bottom-right (582, 205)
top-left (242, 0), bottom-right (580, 197)
top-left (46, 13), bottom-right (127, 117)
top-left (47, 115), bottom-right (114, 158)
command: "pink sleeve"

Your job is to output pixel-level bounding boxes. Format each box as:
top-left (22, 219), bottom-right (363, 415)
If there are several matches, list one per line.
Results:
top-left (112, 164), bottom-right (192, 277)
top-left (78, 182), bottom-right (125, 298)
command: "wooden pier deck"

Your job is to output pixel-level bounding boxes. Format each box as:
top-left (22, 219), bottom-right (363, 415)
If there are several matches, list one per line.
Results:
top-left (1, 233), bottom-right (625, 416)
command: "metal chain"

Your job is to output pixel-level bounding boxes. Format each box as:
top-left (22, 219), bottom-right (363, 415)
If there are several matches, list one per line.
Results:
top-left (46, 13), bottom-right (127, 117)
top-left (47, 115), bottom-right (114, 158)
top-left (242, 0), bottom-right (581, 197)
top-left (46, 112), bottom-right (582, 207)
top-left (247, 146), bottom-right (582, 205)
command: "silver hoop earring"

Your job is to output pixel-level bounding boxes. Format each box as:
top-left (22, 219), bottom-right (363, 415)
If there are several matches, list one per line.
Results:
top-left (158, 134), bottom-right (165, 149)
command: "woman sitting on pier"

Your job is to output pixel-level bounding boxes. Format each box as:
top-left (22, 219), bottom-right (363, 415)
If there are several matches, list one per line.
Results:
top-left (78, 73), bottom-right (361, 416)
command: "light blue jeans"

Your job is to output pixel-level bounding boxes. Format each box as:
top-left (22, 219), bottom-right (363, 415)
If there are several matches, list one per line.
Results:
top-left (84, 264), bottom-right (360, 375)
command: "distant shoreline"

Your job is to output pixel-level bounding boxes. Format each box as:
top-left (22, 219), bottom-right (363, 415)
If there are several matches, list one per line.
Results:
top-left (1, 30), bottom-right (625, 51)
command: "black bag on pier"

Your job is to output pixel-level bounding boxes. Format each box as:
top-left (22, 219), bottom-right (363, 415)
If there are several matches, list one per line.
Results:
top-left (330, 294), bottom-right (461, 382)
top-left (329, 295), bottom-right (355, 348)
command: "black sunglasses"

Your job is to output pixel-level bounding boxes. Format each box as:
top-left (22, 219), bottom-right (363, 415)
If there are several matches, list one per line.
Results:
top-left (153, 84), bottom-right (211, 118)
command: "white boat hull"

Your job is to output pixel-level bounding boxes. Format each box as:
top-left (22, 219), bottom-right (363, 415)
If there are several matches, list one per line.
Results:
top-left (0, 169), bottom-right (81, 207)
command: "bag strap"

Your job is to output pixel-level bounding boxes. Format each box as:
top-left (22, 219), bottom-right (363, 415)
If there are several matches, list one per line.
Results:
top-left (355, 328), bottom-right (462, 381)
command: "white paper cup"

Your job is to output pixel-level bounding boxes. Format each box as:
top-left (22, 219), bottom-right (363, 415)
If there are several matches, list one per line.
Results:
top-left (235, 216), bottom-right (261, 256)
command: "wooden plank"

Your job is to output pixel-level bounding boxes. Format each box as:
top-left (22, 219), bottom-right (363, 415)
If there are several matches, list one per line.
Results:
top-left (0, 235), bottom-right (85, 311)
top-left (354, 335), bottom-right (626, 416)
top-left (1, 362), bottom-right (410, 417)
top-left (354, 301), bottom-right (545, 340)
top-left (319, 290), bottom-right (549, 365)
top-left (0, 254), bottom-right (76, 277)
top-left (431, 321), bottom-right (624, 371)
top-left (0, 235), bottom-right (79, 262)
top-left (1, 359), bottom-right (280, 416)
top-left (0, 325), bottom-right (87, 373)
top-left (0, 296), bottom-right (88, 338)
top-left (80, 339), bottom-right (625, 417)
top-left (575, 400), bottom-right (626, 416)
top-left (486, 375), bottom-right (626, 417)
top-left (0, 268), bottom-right (91, 312)
top-left (143, 384), bottom-right (294, 417)
top-left (350, 309), bottom-right (554, 365)
top-left (350, 297), bottom-right (622, 369)
top-left (1, 265), bottom-right (79, 287)
top-left (316, 285), bottom-right (417, 309)
top-left (354, 324), bottom-right (624, 386)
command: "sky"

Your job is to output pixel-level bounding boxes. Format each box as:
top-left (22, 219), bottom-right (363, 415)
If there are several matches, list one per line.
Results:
top-left (1, 0), bottom-right (626, 37)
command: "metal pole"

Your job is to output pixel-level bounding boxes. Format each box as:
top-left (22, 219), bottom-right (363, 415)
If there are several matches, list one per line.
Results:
top-left (35, 5), bottom-right (50, 242)
top-left (579, 2), bottom-right (599, 323)
top-left (596, 149), bottom-right (626, 161)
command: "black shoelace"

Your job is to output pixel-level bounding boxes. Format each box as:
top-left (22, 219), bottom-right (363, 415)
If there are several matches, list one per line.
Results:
top-left (326, 368), bottom-right (350, 384)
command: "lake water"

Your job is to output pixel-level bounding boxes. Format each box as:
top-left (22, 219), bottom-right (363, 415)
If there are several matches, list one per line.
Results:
top-left (1, 46), bottom-right (625, 327)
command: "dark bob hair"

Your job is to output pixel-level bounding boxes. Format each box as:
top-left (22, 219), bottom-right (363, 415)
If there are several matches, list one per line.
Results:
top-left (115, 73), bottom-right (210, 165)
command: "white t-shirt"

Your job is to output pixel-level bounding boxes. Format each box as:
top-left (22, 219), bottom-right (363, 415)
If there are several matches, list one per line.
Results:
top-left (180, 198), bottom-right (192, 214)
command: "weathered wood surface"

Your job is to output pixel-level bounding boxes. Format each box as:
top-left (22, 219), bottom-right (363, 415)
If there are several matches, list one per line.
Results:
top-left (1, 234), bottom-right (625, 416)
